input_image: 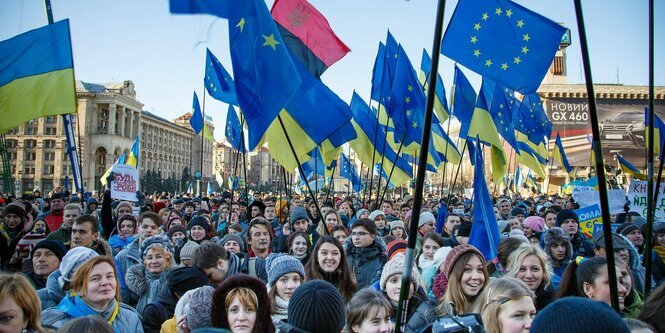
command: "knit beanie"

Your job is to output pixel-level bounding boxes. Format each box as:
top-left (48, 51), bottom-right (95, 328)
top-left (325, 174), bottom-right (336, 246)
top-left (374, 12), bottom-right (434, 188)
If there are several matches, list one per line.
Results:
top-left (530, 297), bottom-right (630, 333)
top-left (522, 216), bottom-right (545, 232)
top-left (369, 210), bottom-right (385, 221)
top-left (167, 225), bottom-right (187, 239)
top-left (556, 209), bottom-right (579, 227)
top-left (380, 252), bottom-right (420, 291)
top-left (58, 247), bottom-right (98, 287)
top-left (219, 234), bottom-right (245, 252)
top-left (287, 280), bottom-right (345, 333)
top-left (153, 201), bottom-right (166, 214)
top-left (616, 223), bottom-right (640, 237)
top-left (188, 216), bottom-right (212, 234)
top-left (187, 286), bottom-right (215, 330)
top-left (4, 202), bottom-right (26, 220)
top-left (265, 253), bottom-right (306, 288)
top-left (592, 231), bottom-right (628, 250)
top-left (389, 220), bottom-right (405, 231)
top-left (140, 235), bottom-right (175, 259)
top-left (431, 246), bottom-right (453, 271)
top-left (509, 229), bottom-right (529, 244)
top-left (169, 266), bottom-right (209, 296)
top-left (16, 232), bottom-right (46, 253)
top-left (115, 201), bottom-right (133, 216)
top-left (510, 207), bottom-right (525, 217)
top-left (386, 240), bottom-right (407, 260)
top-left (654, 221), bottom-right (665, 234)
top-left (355, 208), bottom-right (369, 219)
top-left (179, 241), bottom-right (201, 262)
top-left (290, 206), bottom-right (309, 225)
top-left (418, 211), bottom-right (436, 228)
top-left (457, 222), bottom-right (473, 238)
top-left (432, 244), bottom-right (484, 298)
top-left (31, 239), bottom-right (67, 261)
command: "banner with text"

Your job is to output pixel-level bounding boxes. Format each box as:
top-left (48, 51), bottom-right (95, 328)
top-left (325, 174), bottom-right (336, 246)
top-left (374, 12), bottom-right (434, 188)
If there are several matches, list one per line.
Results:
top-left (627, 180), bottom-right (665, 219)
top-left (572, 187), bottom-right (625, 214)
top-left (110, 164), bottom-right (139, 202)
top-left (574, 204), bottom-right (602, 238)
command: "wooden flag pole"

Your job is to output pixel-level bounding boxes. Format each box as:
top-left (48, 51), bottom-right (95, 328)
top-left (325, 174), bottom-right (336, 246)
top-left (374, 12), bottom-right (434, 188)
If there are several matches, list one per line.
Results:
top-left (573, 0), bottom-right (620, 312)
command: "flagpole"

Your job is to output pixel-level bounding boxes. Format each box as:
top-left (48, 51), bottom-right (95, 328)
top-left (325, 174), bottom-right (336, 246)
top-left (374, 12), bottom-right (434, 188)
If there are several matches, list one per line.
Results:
top-left (395, 0), bottom-right (446, 329)
top-left (644, 0), bottom-right (655, 297)
top-left (347, 146), bottom-right (352, 197)
top-left (445, 140), bottom-right (468, 205)
top-left (198, 88), bottom-right (207, 197)
top-left (574, 0), bottom-right (620, 312)
top-left (379, 131), bottom-right (409, 209)
top-left (276, 115), bottom-right (329, 235)
top-left (325, 164), bottom-right (337, 204)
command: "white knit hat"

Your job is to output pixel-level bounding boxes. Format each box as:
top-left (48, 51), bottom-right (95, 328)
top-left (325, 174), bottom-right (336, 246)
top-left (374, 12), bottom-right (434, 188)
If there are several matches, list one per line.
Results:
top-left (58, 247), bottom-right (98, 288)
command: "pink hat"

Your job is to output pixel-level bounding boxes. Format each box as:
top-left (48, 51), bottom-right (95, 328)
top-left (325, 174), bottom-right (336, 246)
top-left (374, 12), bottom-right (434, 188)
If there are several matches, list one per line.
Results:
top-left (523, 216), bottom-right (545, 233)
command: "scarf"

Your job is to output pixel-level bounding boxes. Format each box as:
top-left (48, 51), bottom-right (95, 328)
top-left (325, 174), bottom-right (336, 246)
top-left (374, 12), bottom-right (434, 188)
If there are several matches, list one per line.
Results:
top-left (418, 254), bottom-right (434, 271)
top-left (57, 294), bottom-right (120, 332)
top-left (1, 221), bottom-right (25, 241)
top-left (654, 246), bottom-right (665, 262)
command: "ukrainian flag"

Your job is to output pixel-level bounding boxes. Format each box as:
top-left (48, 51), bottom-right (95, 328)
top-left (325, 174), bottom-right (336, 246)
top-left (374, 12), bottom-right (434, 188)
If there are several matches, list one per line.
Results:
top-left (100, 152), bottom-right (127, 186)
top-left (616, 154), bottom-right (646, 180)
top-left (554, 132), bottom-right (573, 177)
top-left (0, 20), bottom-right (76, 133)
top-left (645, 107), bottom-right (665, 156)
top-left (125, 136), bottom-right (140, 168)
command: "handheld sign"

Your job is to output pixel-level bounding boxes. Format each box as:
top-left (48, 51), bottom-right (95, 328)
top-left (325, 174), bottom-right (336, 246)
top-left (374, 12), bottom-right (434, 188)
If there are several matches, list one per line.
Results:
top-left (110, 164), bottom-right (140, 202)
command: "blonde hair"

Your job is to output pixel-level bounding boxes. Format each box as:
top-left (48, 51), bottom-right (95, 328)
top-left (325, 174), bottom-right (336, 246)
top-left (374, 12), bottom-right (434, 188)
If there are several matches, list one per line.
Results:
top-left (225, 287), bottom-right (258, 311)
top-left (0, 274), bottom-right (48, 333)
top-left (506, 245), bottom-right (553, 289)
top-left (473, 277), bottom-right (535, 333)
top-left (143, 246), bottom-right (173, 269)
top-left (437, 252), bottom-right (489, 316)
top-left (71, 256), bottom-right (122, 302)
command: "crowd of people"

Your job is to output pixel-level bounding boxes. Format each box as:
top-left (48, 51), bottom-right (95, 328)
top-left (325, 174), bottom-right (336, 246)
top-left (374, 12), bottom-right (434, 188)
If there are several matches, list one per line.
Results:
top-left (1, 187), bottom-right (665, 333)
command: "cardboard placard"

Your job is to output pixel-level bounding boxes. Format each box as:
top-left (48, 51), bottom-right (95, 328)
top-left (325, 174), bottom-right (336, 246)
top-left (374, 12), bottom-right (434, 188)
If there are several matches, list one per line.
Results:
top-left (110, 164), bottom-right (139, 202)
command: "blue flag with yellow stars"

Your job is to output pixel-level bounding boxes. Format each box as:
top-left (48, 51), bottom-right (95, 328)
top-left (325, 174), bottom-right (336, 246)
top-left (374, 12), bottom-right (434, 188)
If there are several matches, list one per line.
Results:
top-left (451, 66), bottom-right (477, 138)
top-left (441, 0), bottom-right (566, 93)
top-left (190, 91), bottom-right (203, 134)
top-left (225, 105), bottom-right (246, 152)
top-left (514, 93), bottom-right (552, 146)
top-left (390, 45), bottom-right (427, 144)
top-left (372, 31), bottom-right (400, 105)
top-left (205, 48), bottom-right (238, 106)
top-left (340, 153), bottom-right (364, 192)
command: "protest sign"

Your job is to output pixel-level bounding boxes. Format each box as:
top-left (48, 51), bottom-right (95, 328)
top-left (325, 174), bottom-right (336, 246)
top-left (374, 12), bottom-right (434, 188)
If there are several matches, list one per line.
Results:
top-left (574, 204), bottom-right (602, 238)
top-left (592, 223), bottom-right (621, 236)
top-left (110, 164), bottom-right (139, 202)
top-left (572, 187), bottom-right (625, 214)
top-left (627, 180), bottom-right (665, 219)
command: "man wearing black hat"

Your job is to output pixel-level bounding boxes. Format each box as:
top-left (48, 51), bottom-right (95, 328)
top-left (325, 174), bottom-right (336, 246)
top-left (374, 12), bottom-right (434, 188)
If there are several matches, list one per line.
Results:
top-left (617, 222), bottom-right (644, 255)
top-left (557, 209), bottom-right (595, 258)
top-left (38, 192), bottom-right (67, 232)
top-left (25, 239), bottom-right (67, 289)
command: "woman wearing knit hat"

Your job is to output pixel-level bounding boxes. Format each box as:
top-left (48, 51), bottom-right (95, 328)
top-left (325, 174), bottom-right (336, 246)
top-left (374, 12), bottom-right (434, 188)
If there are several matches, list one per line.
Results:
top-left (125, 235), bottom-right (175, 314)
top-left (389, 220), bottom-right (406, 240)
top-left (163, 210), bottom-right (184, 232)
top-left (380, 252), bottom-right (428, 325)
top-left (286, 231), bottom-right (311, 265)
top-left (505, 245), bottom-right (554, 310)
top-left (0, 201), bottom-right (29, 271)
top-left (370, 210), bottom-right (389, 237)
top-left (472, 277), bottom-right (536, 333)
top-left (167, 225), bottom-right (187, 246)
top-left (347, 289), bottom-right (393, 333)
top-left (521, 216), bottom-right (545, 238)
top-left (37, 246), bottom-right (99, 310)
top-left (280, 280), bottom-right (346, 333)
top-left (265, 253), bottom-right (305, 331)
top-left (41, 256), bottom-right (143, 332)
top-left (407, 244), bottom-right (488, 331)
top-left (211, 274), bottom-right (275, 333)
top-left (305, 236), bottom-right (357, 302)
top-left (220, 233), bottom-right (245, 254)
top-left (188, 216), bottom-right (212, 243)
top-left (108, 214), bottom-right (138, 255)
top-left (554, 256), bottom-right (628, 311)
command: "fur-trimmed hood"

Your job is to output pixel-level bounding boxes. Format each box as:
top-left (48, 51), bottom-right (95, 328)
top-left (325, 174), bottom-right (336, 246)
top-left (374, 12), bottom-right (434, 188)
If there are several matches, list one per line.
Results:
top-left (543, 227), bottom-right (573, 266)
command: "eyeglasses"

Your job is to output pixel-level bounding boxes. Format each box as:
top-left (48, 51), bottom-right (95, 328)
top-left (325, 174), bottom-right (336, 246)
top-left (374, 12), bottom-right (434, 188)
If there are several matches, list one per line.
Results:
top-left (351, 231), bottom-right (369, 237)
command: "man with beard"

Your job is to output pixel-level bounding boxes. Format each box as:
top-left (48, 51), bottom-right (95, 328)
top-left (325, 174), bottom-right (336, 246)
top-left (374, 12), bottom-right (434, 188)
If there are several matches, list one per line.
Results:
top-left (617, 222), bottom-right (644, 255)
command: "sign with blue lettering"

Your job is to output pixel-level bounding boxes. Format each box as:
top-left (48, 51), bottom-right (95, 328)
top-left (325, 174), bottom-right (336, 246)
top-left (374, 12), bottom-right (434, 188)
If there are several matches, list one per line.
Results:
top-left (573, 204), bottom-right (602, 238)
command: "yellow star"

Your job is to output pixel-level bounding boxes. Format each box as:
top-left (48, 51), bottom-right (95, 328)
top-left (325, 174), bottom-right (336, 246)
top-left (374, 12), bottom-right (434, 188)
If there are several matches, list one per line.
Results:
top-left (236, 18), bottom-right (246, 32)
top-left (485, 59), bottom-right (493, 67)
top-left (513, 56), bottom-right (522, 64)
top-left (474, 23), bottom-right (482, 30)
top-left (523, 34), bottom-right (531, 42)
top-left (482, 13), bottom-right (489, 20)
top-left (407, 85), bottom-right (413, 92)
top-left (506, 9), bottom-right (513, 17)
top-left (473, 49), bottom-right (481, 57)
top-left (262, 33), bottom-right (280, 50)
top-left (521, 46), bottom-right (529, 54)
top-left (499, 104), bottom-right (504, 109)
top-left (495, 7), bottom-right (502, 15)
top-left (406, 110), bottom-right (412, 116)
top-left (517, 20), bottom-right (525, 28)
top-left (501, 63), bottom-right (509, 70)
top-left (412, 121), bottom-right (418, 128)
top-left (394, 53), bottom-right (398, 59)
top-left (470, 36), bottom-right (478, 44)
top-left (209, 82), bottom-right (213, 89)
top-left (500, 120), bottom-right (504, 124)
top-left (405, 96), bottom-right (411, 103)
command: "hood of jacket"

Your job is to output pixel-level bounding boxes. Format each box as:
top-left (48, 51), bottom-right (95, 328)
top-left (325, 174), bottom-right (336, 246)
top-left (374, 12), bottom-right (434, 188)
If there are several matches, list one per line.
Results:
top-left (125, 262), bottom-right (172, 296)
top-left (543, 227), bottom-right (574, 265)
top-left (343, 234), bottom-right (387, 261)
top-left (40, 270), bottom-right (66, 306)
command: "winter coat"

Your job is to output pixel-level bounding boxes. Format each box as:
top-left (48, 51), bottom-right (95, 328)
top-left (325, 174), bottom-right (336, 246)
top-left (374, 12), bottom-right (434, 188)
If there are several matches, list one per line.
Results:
top-left (143, 287), bottom-right (178, 333)
top-left (37, 269), bottom-right (67, 310)
top-left (404, 300), bottom-right (439, 333)
top-left (279, 321), bottom-right (311, 333)
top-left (344, 236), bottom-right (388, 289)
top-left (570, 231), bottom-right (595, 258)
top-left (24, 270), bottom-right (48, 290)
top-left (0, 223), bottom-right (27, 270)
top-left (160, 316), bottom-right (177, 333)
top-left (271, 295), bottom-right (289, 331)
top-left (125, 263), bottom-right (173, 314)
top-left (41, 294), bottom-right (143, 332)
top-left (89, 239), bottom-right (113, 257)
top-left (109, 234), bottom-right (137, 256)
top-left (45, 227), bottom-right (71, 247)
top-left (38, 210), bottom-right (63, 233)
top-left (115, 238), bottom-right (142, 304)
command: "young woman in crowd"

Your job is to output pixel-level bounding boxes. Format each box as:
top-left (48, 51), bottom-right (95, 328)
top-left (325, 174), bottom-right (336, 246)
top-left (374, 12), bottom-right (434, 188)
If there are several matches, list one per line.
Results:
top-left (0, 273), bottom-right (49, 333)
top-left (380, 252), bottom-right (428, 325)
top-left (41, 256), bottom-right (143, 331)
top-left (543, 209), bottom-right (558, 229)
top-left (331, 226), bottom-right (349, 244)
top-left (317, 210), bottom-right (342, 237)
top-left (616, 259), bottom-right (643, 318)
top-left (125, 235), bottom-right (174, 314)
top-left (31, 218), bottom-right (50, 236)
top-left (473, 277), bottom-right (536, 333)
top-left (286, 231), bottom-right (311, 265)
top-left (167, 225), bottom-right (186, 246)
top-left (554, 256), bottom-right (628, 311)
top-left (265, 253), bottom-right (305, 331)
top-left (305, 236), bottom-right (357, 302)
top-left (505, 245), bottom-right (554, 310)
top-left (418, 232), bottom-right (444, 272)
top-left (211, 274), bottom-right (275, 333)
top-left (108, 214), bottom-right (137, 255)
top-left (542, 227), bottom-right (573, 290)
top-left (347, 289), bottom-right (393, 333)
top-left (389, 220), bottom-right (407, 240)
top-left (522, 216), bottom-right (545, 238)
top-left (407, 244), bottom-right (489, 331)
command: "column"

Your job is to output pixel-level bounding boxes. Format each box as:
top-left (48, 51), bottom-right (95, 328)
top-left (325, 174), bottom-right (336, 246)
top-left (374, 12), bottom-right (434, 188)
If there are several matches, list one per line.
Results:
top-left (109, 103), bottom-right (117, 136)
top-left (128, 110), bottom-right (135, 138)
top-left (119, 107), bottom-right (126, 137)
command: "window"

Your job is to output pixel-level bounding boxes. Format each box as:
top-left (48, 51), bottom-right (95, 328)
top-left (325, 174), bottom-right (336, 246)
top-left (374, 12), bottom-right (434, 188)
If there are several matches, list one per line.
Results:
top-left (45, 127), bottom-right (57, 135)
top-left (44, 140), bottom-right (56, 148)
top-left (25, 140), bottom-right (37, 149)
top-left (43, 165), bottom-right (54, 175)
top-left (62, 164), bottom-right (70, 175)
top-left (24, 152), bottom-right (36, 161)
top-left (44, 152), bottom-right (55, 161)
top-left (26, 127), bottom-right (38, 135)
top-left (46, 116), bottom-right (58, 123)
top-left (5, 140), bottom-right (15, 148)
top-left (24, 166), bottom-right (35, 174)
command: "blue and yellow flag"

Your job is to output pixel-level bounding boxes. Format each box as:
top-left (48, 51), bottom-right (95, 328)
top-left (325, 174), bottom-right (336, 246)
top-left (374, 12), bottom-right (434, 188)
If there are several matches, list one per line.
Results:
top-left (126, 136), bottom-right (140, 168)
top-left (225, 105), bottom-right (246, 152)
top-left (482, 79), bottom-right (519, 151)
top-left (514, 93), bottom-right (552, 146)
top-left (441, 0), bottom-right (566, 93)
top-left (371, 31), bottom-right (399, 104)
top-left (205, 48), bottom-right (238, 105)
top-left (451, 66), bottom-right (477, 138)
top-left (341, 153), bottom-right (364, 192)
top-left (0, 19), bottom-right (76, 133)
top-left (616, 154), bottom-right (646, 180)
top-left (100, 152), bottom-right (127, 186)
top-left (554, 132), bottom-right (573, 176)
top-left (645, 107), bottom-right (665, 155)
top-left (190, 92), bottom-right (203, 134)
top-left (419, 49), bottom-right (450, 123)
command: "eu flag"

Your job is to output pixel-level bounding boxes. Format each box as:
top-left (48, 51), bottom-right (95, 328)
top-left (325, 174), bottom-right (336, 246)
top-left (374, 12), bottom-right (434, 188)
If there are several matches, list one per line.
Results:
top-left (372, 31), bottom-right (399, 104)
top-left (390, 45), bottom-right (427, 144)
top-left (419, 49), bottom-right (450, 123)
top-left (451, 66), bottom-right (477, 138)
top-left (190, 92), bottom-right (203, 134)
top-left (514, 93), bottom-right (552, 145)
top-left (340, 153), bottom-right (364, 192)
top-left (441, 0), bottom-right (566, 93)
top-left (225, 105), bottom-right (246, 152)
top-left (468, 138), bottom-right (501, 261)
top-left (205, 48), bottom-right (238, 106)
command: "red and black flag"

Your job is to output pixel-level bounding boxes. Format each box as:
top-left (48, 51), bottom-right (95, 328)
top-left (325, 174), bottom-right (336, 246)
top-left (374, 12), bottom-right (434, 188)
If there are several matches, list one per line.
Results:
top-left (271, 0), bottom-right (350, 78)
